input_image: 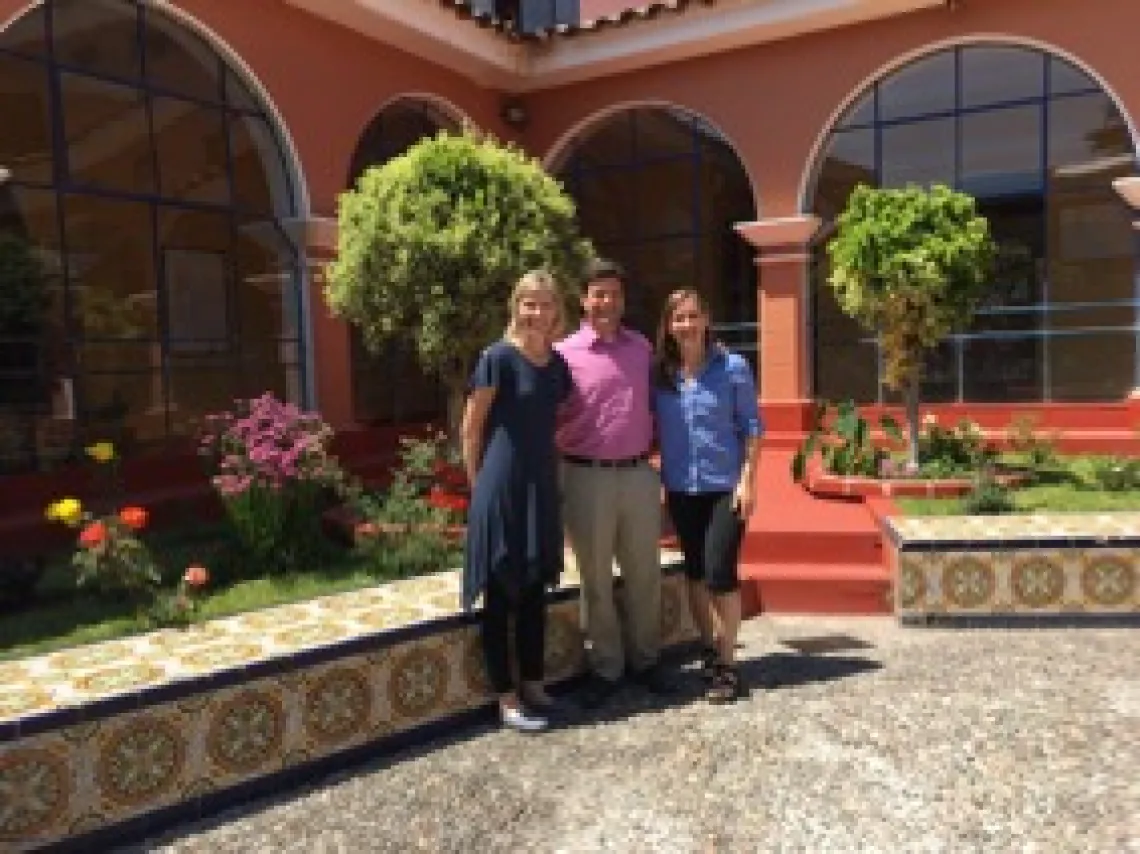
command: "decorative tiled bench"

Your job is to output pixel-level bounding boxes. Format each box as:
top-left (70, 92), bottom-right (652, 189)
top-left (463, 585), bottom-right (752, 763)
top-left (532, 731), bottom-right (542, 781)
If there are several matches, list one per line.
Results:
top-left (0, 559), bottom-right (693, 852)
top-left (884, 513), bottom-right (1140, 625)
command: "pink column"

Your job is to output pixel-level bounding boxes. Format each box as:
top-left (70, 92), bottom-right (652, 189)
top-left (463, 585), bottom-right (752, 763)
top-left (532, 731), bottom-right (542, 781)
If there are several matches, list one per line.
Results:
top-left (734, 215), bottom-right (822, 436)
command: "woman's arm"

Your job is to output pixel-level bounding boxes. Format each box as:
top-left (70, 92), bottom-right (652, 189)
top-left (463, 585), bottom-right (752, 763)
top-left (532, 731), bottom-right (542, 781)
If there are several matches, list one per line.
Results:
top-left (461, 387), bottom-right (496, 487)
top-left (729, 356), bottom-right (763, 519)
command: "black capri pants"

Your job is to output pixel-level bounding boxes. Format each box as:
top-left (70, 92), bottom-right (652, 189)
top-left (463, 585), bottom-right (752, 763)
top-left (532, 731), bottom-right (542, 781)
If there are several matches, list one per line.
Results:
top-left (666, 491), bottom-right (745, 594)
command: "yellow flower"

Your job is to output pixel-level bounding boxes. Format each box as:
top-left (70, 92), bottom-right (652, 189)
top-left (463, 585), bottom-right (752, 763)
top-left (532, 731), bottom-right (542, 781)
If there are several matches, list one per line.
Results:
top-left (45, 497), bottom-right (84, 527)
top-left (85, 442), bottom-right (116, 464)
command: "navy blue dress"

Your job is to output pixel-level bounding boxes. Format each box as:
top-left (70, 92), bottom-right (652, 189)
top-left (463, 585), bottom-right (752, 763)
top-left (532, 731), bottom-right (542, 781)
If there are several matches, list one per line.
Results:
top-left (463, 341), bottom-right (572, 610)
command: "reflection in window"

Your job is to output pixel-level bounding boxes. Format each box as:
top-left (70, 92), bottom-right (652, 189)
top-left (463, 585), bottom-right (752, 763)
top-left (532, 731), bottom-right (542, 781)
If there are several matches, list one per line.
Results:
top-left (555, 107), bottom-right (757, 364)
top-left (809, 44), bottom-right (1137, 405)
top-left (0, 0), bottom-right (301, 473)
top-left (345, 99), bottom-right (459, 424)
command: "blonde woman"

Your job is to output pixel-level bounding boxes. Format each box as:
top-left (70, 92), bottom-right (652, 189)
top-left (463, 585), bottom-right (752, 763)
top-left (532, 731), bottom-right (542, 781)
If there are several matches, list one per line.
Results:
top-left (461, 271), bottom-right (572, 732)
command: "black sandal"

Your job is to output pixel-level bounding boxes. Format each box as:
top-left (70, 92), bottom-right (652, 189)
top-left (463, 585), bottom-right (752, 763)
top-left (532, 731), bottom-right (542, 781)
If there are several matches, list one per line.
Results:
top-left (706, 663), bottom-right (743, 704)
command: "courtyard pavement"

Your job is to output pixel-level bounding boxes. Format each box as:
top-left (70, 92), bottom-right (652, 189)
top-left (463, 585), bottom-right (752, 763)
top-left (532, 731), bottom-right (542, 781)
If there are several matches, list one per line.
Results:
top-left (132, 616), bottom-right (1138, 853)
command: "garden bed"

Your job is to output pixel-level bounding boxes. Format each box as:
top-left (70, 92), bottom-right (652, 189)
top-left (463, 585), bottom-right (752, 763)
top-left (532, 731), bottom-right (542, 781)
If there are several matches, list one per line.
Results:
top-left (884, 511), bottom-right (1140, 625)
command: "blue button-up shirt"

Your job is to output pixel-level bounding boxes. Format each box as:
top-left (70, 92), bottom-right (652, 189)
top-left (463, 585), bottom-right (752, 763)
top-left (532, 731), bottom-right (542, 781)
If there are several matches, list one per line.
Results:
top-left (653, 348), bottom-right (763, 494)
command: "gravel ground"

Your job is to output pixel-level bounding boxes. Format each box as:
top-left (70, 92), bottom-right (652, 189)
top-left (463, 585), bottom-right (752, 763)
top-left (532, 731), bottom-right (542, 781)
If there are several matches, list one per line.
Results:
top-left (134, 617), bottom-right (1138, 854)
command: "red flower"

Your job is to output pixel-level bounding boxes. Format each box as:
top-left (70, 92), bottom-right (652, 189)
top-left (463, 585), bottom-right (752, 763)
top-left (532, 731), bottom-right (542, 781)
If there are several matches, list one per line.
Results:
top-left (78, 521), bottom-right (108, 548)
top-left (118, 506), bottom-right (149, 531)
top-left (428, 486), bottom-right (469, 513)
top-left (183, 565), bottom-right (210, 587)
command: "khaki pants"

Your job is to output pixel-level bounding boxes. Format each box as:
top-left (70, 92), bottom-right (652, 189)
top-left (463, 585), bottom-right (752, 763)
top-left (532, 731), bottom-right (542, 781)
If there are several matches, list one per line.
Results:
top-left (562, 461), bottom-right (662, 681)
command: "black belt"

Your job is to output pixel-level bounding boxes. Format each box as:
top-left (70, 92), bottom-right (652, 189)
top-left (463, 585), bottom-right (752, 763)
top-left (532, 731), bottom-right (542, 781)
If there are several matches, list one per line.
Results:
top-left (563, 453), bottom-right (648, 469)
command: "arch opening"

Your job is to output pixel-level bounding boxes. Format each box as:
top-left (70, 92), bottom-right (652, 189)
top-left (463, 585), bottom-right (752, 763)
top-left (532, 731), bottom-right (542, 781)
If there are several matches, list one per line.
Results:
top-left (0, 0), bottom-right (306, 472)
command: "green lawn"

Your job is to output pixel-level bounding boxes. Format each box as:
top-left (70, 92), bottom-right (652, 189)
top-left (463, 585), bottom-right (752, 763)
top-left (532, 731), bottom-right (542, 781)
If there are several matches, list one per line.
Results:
top-left (896, 456), bottom-right (1140, 516)
top-left (0, 528), bottom-right (459, 662)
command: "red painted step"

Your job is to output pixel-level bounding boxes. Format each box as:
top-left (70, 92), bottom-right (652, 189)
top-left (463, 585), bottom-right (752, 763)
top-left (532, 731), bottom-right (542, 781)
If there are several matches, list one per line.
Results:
top-left (737, 447), bottom-right (894, 615)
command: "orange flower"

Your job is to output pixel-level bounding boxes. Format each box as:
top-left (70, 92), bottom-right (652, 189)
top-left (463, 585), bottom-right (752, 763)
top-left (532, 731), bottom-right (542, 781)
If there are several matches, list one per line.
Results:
top-left (78, 521), bottom-right (108, 548)
top-left (183, 565), bottom-right (209, 588)
top-left (118, 506), bottom-right (148, 531)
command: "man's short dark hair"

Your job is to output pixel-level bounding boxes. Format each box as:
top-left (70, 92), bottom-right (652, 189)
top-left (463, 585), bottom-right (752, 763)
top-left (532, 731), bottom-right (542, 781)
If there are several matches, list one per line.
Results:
top-left (581, 258), bottom-right (626, 293)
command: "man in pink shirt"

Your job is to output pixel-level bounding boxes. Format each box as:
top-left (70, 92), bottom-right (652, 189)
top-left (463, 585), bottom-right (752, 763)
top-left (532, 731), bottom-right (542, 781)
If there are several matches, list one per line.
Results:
top-left (556, 259), bottom-right (672, 708)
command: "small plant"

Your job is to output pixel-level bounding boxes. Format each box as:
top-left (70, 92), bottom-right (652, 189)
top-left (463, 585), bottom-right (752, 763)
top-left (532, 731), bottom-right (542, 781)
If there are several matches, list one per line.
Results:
top-left (44, 496), bottom-right (161, 596)
top-left (198, 393), bottom-right (354, 571)
top-left (150, 565), bottom-right (211, 628)
top-left (918, 414), bottom-right (997, 477)
top-left (1006, 413), bottom-right (1059, 471)
top-left (1089, 456), bottom-right (1140, 492)
top-left (792, 399), bottom-right (902, 482)
top-left (962, 466), bottom-right (1015, 515)
top-left (354, 431), bottom-right (464, 577)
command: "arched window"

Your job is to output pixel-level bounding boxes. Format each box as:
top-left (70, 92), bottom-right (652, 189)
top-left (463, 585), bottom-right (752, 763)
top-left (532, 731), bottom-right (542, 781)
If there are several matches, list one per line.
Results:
top-left (0, 0), bottom-right (302, 473)
top-left (345, 98), bottom-right (459, 425)
top-left (554, 107), bottom-right (757, 364)
top-left (810, 44), bottom-right (1138, 404)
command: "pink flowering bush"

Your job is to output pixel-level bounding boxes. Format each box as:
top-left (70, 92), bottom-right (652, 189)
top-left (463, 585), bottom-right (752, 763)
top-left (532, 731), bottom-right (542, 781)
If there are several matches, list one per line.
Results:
top-left (198, 393), bottom-right (354, 570)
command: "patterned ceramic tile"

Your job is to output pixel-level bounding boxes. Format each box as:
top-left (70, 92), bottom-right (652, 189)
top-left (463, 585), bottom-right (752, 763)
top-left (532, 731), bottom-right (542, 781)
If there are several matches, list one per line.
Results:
top-left (889, 512), bottom-right (1140, 545)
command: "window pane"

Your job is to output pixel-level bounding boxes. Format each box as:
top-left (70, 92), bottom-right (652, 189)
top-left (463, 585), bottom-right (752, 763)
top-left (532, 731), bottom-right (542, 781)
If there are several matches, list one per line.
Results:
top-left (1049, 94), bottom-right (1133, 192)
top-left (52, 0), bottom-right (141, 81)
top-left (813, 129), bottom-right (875, 220)
top-left (574, 173), bottom-right (638, 243)
top-left (570, 113), bottom-right (635, 169)
top-left (62, 194), bottom-right (157, 339)
top-left (1050, 57), bottom-right (1098, 96)
top-left (918, 341), bottom-right (957, 403)
top-left (60, 74), bottom-right (154, 193)
top-left (962, 337), bottom-right (1041, 401)
top-left (168, 366), bottom-right (235, 437)
top-left (878, 52), bottom-right (955, 121)
top-left (0, 54), bottom-right (55, 184)
top-left (627, 238), bottom-right (697, 334)
top-left (234, 222), bottom-right (298, 342)
top-left (961, 46), bottom-right (1043, 107)
top-left (634, 109), bottom-right (697, 159)
top-left (152, 98), bottom-right (229, 203)
top-left (159, 207), bottom-right (233, 353)
top-left (79, 371), bottom-right (162, 449)
top-left (1049, 331), bottom-right (1134, 401)
top-left (0, 5), bottom-right (47, 58)
top-left (143, 11), bottom-right (223, 102)
top-left (880, 118), bottom-right (954, 187)
top-left (960, 106), bottom-right (1042, 196)
top-left (837, 91), bottom-right (874, 129)
top-left (229, 113), bottom-right (292, 215)
top-left (815, 339), bottom-right (878, 405)
top-left (632, 159), bottom-right (697, 237)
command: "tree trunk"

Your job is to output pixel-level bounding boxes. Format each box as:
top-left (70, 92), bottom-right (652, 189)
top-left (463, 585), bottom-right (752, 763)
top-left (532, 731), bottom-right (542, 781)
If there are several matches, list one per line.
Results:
top-left (904, 379), bottom-right (921, 470)
top-left (445, 379), bottom-right (466, 452)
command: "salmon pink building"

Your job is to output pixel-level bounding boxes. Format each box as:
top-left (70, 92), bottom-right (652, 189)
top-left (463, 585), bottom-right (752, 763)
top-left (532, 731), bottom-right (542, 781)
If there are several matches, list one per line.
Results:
top-left (0, 0), bottom-right (1138, 551)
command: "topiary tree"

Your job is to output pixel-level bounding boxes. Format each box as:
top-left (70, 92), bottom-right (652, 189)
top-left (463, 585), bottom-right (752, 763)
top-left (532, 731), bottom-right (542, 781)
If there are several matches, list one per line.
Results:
top-left (325, 129), bottom-right (594, 438)
top-left (826, 184), bottom-right (996, 468)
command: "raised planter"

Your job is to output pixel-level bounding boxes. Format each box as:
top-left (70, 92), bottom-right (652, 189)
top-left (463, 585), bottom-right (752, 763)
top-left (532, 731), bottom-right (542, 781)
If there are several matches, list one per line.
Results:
top-left (883, 512), bottom-right (1140, 624)
top-left (805, 465), bottom-right (1031, 499)
top-left (0, 560), bottom-right (692, 852)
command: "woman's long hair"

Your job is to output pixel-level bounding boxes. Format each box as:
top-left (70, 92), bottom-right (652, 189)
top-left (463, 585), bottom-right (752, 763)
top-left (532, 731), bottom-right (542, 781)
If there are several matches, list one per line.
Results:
top-left (504, 270), bottom-right (566, 346)
top-left (653, 288), bottom-right (714, 391)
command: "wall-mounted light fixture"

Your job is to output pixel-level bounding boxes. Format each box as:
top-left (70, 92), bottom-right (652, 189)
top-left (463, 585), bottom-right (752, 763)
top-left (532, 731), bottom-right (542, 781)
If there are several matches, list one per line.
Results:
top-left (500, 95), bottom-right (529, 130)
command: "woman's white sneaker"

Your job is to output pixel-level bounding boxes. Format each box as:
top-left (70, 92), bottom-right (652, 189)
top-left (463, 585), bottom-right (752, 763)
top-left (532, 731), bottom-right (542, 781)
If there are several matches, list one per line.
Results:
top-left (500, 704), bottom-right (549, 732)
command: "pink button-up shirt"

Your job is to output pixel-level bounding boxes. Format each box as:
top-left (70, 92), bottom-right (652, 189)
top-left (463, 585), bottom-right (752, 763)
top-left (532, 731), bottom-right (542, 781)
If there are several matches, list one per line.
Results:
top-left (554, 324), bottom-right (654, 459)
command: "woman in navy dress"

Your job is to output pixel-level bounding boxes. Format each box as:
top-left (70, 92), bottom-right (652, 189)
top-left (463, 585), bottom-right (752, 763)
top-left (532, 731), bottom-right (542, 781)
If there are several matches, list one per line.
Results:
top-left (461, 270), bottom-right (572, 732)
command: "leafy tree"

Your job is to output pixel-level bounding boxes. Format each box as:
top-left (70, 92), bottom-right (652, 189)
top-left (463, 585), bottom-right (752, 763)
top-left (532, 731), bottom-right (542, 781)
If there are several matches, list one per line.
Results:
top-left (826, 184), bottom-right (996, 466)
top-left (325, 129), bottom-right (594, 437)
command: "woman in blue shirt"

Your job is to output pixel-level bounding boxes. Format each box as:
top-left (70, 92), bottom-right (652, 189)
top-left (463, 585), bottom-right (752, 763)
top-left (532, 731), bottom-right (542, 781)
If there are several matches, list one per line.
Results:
top-left (653, 289), bottom-right (762, 703)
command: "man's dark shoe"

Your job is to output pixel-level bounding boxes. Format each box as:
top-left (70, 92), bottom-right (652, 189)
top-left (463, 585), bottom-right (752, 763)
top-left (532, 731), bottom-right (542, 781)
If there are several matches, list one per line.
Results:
top-left (629, 663), bottom-right (679, 696)
top-left (576, 674), bottom-right (621, 710)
